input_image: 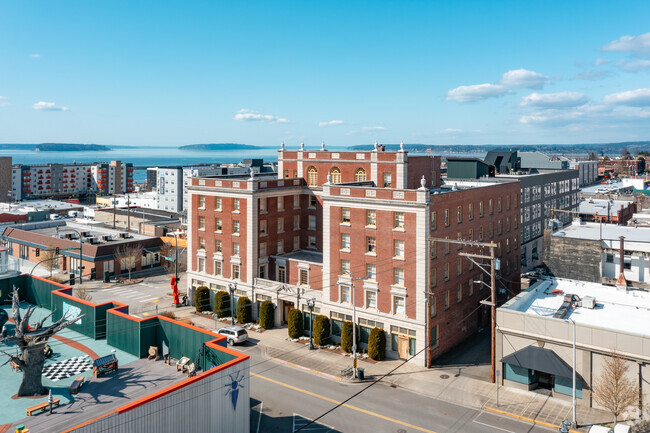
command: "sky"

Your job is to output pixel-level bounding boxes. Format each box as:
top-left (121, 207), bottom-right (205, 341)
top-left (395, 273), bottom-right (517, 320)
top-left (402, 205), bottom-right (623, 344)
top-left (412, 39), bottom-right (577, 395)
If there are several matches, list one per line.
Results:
top-left (1, 1), bottom-right (650, 147)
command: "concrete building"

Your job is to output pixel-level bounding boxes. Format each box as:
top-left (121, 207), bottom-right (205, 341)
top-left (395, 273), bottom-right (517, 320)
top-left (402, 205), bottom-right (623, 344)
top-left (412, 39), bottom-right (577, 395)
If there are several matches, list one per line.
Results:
top-left (93, 206), bottom-right (181, 236)
top-left (497, 277), bottom-right (650, 416)
top-left (544, 221), bottom-right (650, 290)
top-left (0, 156), bottom-right (11, 203)
top-left (519, 151), bottom-right (569, 170)
top-left (484, 150), bottom-right (521, 174)
top-left (569, 160), bottom-right (599, 186)
top-left (95, 191), bottom-right (159, 209)
top-left (186, 145), bottom-right (521, 365)
top-left (11, 160), bottom-right (134, 201)
top-left (578, 198), bottom-right (637, 225)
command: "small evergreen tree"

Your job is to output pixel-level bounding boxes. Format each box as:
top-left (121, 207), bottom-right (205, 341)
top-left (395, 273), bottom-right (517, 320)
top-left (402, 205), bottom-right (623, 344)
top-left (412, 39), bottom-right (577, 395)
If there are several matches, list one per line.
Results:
top-left (312, 315), bottom-right (330, 346)
top-left (236, 296), bottom-right (252, 324)
top-left (213, 290), bottom-right (231, 318)
top-left (288, 309), bottom-right (303, 339)
top-left (259, 301), bottom-right (274, 329)
top-left (368, 327), bottom-right (386, 360)
top-left (194, 286), bottom-right (211, 312)
top-left (341, 321), bottom-right (354, 353)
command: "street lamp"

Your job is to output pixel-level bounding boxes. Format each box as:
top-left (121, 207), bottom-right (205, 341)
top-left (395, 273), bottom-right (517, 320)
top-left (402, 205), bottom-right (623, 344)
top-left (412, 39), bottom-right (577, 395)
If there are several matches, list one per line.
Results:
top-left (307, 298), bottom-right (316, 350)
top-left (228, 283), bottom-right (236, 325)
top-left (163, 226), bottom-right (179, 284)
top-left (565, 317), bottom-right (577, 428)
top-left (56, 227), bottom-right (83, 284)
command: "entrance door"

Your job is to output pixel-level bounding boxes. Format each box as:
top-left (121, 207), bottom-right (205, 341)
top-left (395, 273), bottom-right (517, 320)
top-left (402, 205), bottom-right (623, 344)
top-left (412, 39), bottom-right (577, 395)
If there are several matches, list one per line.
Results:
top-left (537, 372), bottom-right (553, 390)
top-left (398, 335), bottom-right (410, 359)
top-left (283, 301), bottom-right (294, 324)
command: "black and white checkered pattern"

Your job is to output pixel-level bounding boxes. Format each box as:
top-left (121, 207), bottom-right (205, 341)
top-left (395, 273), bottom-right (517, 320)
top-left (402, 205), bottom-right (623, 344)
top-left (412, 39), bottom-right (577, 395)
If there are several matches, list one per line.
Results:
top-left (42, 356), bottom-right (93, 382)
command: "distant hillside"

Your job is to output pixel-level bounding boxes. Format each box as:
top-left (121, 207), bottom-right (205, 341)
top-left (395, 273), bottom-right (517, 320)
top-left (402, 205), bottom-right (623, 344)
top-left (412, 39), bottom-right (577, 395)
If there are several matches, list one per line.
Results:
top-left (179, 143), bottom-right (262, 151)
top-left (349, 141), bottom-right (650, 155)
top-left (34, 143), bottom-right (111, 152)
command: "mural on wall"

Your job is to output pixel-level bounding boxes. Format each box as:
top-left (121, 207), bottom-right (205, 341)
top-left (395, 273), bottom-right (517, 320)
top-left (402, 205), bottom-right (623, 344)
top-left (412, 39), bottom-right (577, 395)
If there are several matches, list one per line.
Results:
top-left (225, 370), bottom-right (245, 410)
top-left (63, 302), bottom-right (83, 325)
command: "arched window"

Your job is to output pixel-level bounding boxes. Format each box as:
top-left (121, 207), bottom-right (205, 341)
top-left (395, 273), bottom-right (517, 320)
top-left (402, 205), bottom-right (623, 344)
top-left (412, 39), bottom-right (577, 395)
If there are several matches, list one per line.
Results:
top-left (330, 167), bottom-right (341, 184)
top-left (307, 166), bottom-right (318, 186)
top-left (354, 168), bottom-right (366, 182)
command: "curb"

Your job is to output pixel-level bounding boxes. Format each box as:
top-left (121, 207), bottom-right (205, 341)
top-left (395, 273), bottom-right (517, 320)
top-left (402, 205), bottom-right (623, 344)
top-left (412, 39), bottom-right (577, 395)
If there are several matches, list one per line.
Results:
top-left (484, 406), bottom-right (581, 433)
top-left (270, 357), bottom-right (342, 381)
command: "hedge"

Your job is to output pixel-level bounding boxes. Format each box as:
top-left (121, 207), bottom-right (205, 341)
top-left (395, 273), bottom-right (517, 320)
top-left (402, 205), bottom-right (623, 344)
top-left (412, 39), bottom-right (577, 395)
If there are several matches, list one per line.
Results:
top-left (288, 309), bottom-right (303, 339)
top-left (213, 290), bottom-right (231, 318)
top-left (313, 315), bottom-right (330, 346)
top-left (341, 321), bottom-right (358, 353)
top-left (368, 327), bottom-right (386, 360)
top-left (259, 301), bottom-right (274, 329)
top-left (194, 286), bottom-right (211, 312)
top-left (236, 296), bottom-right (252, 324)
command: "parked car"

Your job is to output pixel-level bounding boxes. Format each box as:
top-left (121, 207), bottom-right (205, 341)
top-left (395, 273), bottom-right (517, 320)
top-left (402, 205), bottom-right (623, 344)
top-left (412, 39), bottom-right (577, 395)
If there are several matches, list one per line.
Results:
top-left (214, 325), bottom-right (248, 345)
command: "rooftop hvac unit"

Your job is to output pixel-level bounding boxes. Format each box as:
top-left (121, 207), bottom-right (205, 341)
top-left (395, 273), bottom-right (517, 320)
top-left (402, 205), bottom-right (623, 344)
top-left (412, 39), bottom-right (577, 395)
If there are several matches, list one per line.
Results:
top-left (81, 231), bottom-right (90, 237)
top-left (101, 235), bottom-right (111, 241)
top-left (58, 233), bottom-right (66, 239)
top-left (119, 232), bottom-right (128, 238)
top-left (582, 296), bottom-right (596, 309)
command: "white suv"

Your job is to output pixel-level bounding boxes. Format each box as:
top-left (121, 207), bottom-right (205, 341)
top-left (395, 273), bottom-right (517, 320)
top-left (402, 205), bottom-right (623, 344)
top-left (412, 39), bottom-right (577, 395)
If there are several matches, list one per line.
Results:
top-left (215, 325), bottom-right (248, 345)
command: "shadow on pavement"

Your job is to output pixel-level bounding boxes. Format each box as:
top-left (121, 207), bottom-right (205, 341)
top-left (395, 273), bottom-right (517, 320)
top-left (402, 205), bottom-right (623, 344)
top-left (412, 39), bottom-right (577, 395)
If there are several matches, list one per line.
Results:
top-left (429, 329), bottom-right (492, 382)
top-left (250, 397), bottom-right (343, 433)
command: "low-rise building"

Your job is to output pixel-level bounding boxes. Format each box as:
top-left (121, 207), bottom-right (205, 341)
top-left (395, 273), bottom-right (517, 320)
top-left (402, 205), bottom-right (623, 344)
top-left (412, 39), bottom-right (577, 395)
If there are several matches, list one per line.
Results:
top-left (93, 206), bottom-right (181, 236)
top-left (578, 198), bottom-right (637, 225)
top-left (569, 160), bottom-right (599, 186)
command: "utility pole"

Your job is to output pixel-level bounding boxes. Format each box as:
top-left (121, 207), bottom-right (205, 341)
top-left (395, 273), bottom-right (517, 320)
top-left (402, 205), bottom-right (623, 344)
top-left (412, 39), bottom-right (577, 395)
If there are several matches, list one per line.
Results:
top-left (344, 273), bottom-right (367, 378)
top-left (112, 194), bottom-right (116, 229)
top-left (126, 194), bottom-right (131, 232)
top-left (228, 283), bottom-right (236, 325)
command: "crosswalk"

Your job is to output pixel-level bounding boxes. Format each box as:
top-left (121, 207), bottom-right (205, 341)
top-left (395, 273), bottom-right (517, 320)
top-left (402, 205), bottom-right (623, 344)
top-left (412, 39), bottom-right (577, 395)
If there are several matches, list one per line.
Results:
top-left (292, 413), bottom-right (334, 433)
top-left (101, 286), bottom-right (161, 303)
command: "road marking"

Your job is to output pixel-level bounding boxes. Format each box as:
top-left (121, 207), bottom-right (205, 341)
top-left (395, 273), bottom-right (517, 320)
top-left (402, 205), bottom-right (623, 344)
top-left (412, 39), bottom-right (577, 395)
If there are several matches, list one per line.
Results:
top-left (270, 357), bottom-right (341, 381)
top-left (293, 413), bottom-right (334, 432)
top-left (138, 297), bottom-right (159, 303)
top-left (251, 372), bottom-right (437, 433)
top-left (472, 413), bottom-right (516, 433)
top-left (256, 401), bottom-right (263, 433)
top-left (151, 299), bottom-right (159, 303)
top-left (142, 312), bottom-right (150, 317)
top-left (483, 407), bottom-right (580, 433)
top-left (102, 285), bottom-right (111, 289)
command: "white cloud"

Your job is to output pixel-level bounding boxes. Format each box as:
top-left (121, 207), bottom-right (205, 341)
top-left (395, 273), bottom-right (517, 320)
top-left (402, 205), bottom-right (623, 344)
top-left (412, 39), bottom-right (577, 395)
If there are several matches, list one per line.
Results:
top-left (318, 120), bottom-right (344, 127)
top-left (615, 59), bottom-right (650, 72)
top-left (601, 32), bottom-right (650, 56)
top-left (0, 96), bottom-right (8, 107)
top-left (575, 69), bottom-right (613, 81)
top-left (603, 88), bottom-right (650, 107)
top-left (29, 53), bottom-right (41, 58)
top-left (233, 109), bottom-right (288, 123)
top-left (520, 92), bottom-right (589, 108)
top-left (438, 128), bottom-right (463, 134)
top-left (500, 69), bottom-right (550, 89)
top-left (445, 83), bottom-right (510, 103)
top-left (594, 58), bottom-right (610, 66)
top-left (33, 101), bottom-right (69, 111)
top-left (362, 125), bottom-right (387, 131)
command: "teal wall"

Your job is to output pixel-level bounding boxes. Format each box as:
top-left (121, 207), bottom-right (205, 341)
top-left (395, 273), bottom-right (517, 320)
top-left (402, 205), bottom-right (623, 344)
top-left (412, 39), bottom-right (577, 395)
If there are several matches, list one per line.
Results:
top-left (504, 363), bottom-right (536, 384)
top-left (555, 376), bottom-right (582, 398)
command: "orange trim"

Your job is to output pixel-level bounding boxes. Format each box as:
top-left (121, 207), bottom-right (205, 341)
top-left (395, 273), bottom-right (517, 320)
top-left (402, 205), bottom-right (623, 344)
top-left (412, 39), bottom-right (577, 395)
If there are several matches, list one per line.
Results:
top-left (51, 333), bottom-right (99, 359)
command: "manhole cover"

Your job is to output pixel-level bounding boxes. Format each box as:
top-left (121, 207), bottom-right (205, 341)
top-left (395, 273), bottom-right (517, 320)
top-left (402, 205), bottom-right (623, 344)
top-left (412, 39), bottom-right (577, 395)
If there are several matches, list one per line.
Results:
top-left (440, 374), bottom-right (450, 379)
top-left (397, 430), bottom-right (407, 433)
top-left (389, 384), bottom-right (397, 388)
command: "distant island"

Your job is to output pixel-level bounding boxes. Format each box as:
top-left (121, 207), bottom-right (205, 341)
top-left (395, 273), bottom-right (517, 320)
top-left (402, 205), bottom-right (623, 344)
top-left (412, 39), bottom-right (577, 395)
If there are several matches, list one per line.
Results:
top-left (33, 143), bottom-right (111, 152)
top-left (179, 143), bottom-right (262, 151)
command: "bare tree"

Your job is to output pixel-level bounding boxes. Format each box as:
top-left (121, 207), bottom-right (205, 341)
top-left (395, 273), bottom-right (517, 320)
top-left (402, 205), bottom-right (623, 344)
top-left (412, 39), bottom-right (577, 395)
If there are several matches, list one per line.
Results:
top-left (159, 242), bottom-right (176, 273)
top-left (592, 351), bottom-right (640, 424)
top-left (74, 286), bottom-right (92, 301)
top-left (40, 246), bottom-right (59, 278)
top-left (1, 288), bottom-right (84, 396)
top-left (115, 243), bottom-right (141, 280)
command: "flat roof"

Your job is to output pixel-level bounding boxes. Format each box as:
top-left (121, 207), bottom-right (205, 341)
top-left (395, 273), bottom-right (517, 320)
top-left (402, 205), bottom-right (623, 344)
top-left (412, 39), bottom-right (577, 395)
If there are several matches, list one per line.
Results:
top-left (581, 180), bottom-right (631, 195)
top-left (274, 249), bottom-right (323, 264)
top-left (1, 199), bottom-right (83, 212)
top-left (552, 221), bottom-right (650, 243)
top-left (579, 199), bottom-right (634, 216)
top-left (502, 277), bottom-right (650, 336)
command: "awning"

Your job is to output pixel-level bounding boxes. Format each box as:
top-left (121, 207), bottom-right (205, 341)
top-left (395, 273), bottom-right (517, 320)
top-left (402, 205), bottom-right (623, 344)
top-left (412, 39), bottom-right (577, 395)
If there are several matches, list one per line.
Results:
top-left (501, 345), bottom-right (578, 379)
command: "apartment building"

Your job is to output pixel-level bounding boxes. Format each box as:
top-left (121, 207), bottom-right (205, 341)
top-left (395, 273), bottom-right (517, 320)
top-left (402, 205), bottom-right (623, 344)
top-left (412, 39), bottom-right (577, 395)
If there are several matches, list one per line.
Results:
top-left (0, 157), bottom-right (11, 203)
top-left (11, 160), bottom-right (134, 201)
top-left (186, 145), bottom-right (521, 365)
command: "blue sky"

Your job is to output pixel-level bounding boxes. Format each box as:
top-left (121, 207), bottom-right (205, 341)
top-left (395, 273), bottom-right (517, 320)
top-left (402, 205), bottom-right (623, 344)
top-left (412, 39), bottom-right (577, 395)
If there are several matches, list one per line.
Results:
top-left (1, 1), bottom-right (650, 147)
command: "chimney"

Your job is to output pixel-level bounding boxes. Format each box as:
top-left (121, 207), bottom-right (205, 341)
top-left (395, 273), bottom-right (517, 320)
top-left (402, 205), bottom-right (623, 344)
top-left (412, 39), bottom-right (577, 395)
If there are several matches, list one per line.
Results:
top-left (616, 235), bottom-right (627, 290)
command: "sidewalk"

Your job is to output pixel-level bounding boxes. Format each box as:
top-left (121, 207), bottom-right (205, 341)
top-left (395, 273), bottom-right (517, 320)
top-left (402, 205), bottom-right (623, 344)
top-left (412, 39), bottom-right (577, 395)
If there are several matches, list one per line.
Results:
top-left (169, 306), bottom-right (615, 432)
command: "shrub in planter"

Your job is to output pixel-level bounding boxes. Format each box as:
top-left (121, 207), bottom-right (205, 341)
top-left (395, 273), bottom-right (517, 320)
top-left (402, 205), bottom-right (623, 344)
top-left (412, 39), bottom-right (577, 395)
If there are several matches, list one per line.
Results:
top-left (213, 290), bottom-right (231, 318)
top-left (194, 286), bottom-right (211, 312)
top-left (341, 321), bottom-right (359, 353)
top-left (368, 327), bottom-right (386, 360)
top-left (259, 301), bottom-right (275, 329)
top-left (236, 296), bottom-right (252, 324)
top-left (312, 315), bottom-right (330, 346)
top-left (288, 309), bottom-right (303, 339)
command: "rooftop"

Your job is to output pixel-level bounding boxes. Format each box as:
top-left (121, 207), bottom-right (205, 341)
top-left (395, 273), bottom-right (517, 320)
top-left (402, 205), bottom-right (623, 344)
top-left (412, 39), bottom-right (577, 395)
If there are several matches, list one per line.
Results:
top-left (578, 198), bottom-right (635, 217)
top-left (0, 200), bottom-right (83, 213)
top-left (502, 277), bottom-right (650, 336)
top-left (4, 220), bottom-right (156, 245)
top-left (274, 249), bottom-right (323, 264)
top-left (580, 180), bottom-right (631, 195)
top-left (552, 220), bottom-right (650, 243)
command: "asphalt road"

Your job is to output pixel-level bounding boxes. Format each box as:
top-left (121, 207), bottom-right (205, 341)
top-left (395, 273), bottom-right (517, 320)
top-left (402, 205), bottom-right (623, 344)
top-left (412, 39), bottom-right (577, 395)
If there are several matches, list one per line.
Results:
top-left (85, 273), bottom-right (177, 315)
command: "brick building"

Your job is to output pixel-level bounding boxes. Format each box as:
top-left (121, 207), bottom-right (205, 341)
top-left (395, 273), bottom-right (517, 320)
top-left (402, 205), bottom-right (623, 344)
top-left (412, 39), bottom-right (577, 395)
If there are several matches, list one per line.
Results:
top-left (186, 145), bottom-right (520, 365)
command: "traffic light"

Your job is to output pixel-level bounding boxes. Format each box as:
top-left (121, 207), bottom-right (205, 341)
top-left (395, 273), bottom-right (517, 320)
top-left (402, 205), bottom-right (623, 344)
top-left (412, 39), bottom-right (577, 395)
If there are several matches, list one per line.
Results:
top-left (35, 248), bottom-right (40, 257)
top-left (142, 250), bottom-right (147, 257)
top-left (55, 247), bottom-right (60, 255)
top-left (155, 253), bottom-right (159, 261)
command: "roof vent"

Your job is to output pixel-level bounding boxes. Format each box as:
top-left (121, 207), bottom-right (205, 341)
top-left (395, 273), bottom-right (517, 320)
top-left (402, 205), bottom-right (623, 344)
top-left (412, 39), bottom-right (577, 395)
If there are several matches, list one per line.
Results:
top-left (581, 296), bottom-right (596, 309)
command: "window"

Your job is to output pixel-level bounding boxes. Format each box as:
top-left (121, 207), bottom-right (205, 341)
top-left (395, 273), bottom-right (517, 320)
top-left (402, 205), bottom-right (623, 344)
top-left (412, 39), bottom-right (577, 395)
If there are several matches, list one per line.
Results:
top-left (430, 325), bottom-right (438, 348)
top-left (366, 210), bottom-right (376, 226)
top-left (215, 260), bottom-right (222, 276)
top-left (430, 295), bottom-right (437, 317)
top-left (394, 240), bottom-right (405, 258)
top-left (283, 169), bottom-right (289, 178)
top-left (366, 291), bottom-right (377, 309)
top-left (430, 211), bottom-right (436, 230)
top-left (457, 206), bottom-right (462, 223)
top-left (293, 236), bottom-right (300, 250)
top-left (233, 220), bottom-right (240, 234)
top-left (215, 217), bottom-right (222, 232)
top-left (278, 217), bottom-right (284, 233)
top-left (309, 195), bottom-right (317, 208)
top-left (309, 215), bottom-right (317, 230)
top-left (259, 242), bottom-right (266, 257)
top-left (444, 209), bottom-right (450, 226)
top-left (198, 237), bottom-right (205, 250)
top-left (232, 264), bottom-right (240, 280)
top-left (498, 197), bottom-right (502, 213)
top-left (258, 264), bottom-right (267, 279)
top-left (215, 239), bottom-right (222, 252)
top-left (468, 228), bottom-right (474, 241)
top-left (197, 257), bottom-right (205, 272)
top-left (394, 268), bottom-right (404, 285)
top-left (299, 269), bottom-right (309, 286)
top-left (233, 198), bottom-right (240, 211)
top-left (469, 203), bottom-right (474, 220)
top-left (277, 265), bottom-right (286, 283)
top-left (445, 290), bottom-right (450, 309)
top-left (383, 172), bottom-right (392, 188)
top-left (277, 196), bottom-right (284, 211)
top-left (457, 258), bottom-right (462, 275)
top-left (394, 212), bottom-right (405, 229)
top-left (309, 236), bottom-right (317, 248)
top-left (341, 285), bottom-right (351, 303)
top-left (393, 296), bottom-right (405, 315)
top-left (341, 260), bottom-right (350, 275)
top-left (307, 167), bottom-right (318, 186)
top-left (366, 263), bottom-right (376, 280)
top-left (215, 197), bottom-right (222, 211)
top-left (341, 208), bottom-right (351, 223)
top-left (468, 278), bottom-right (474, 296)
top-left (259, 220), bottom-right (267, 235)
top-left (489, 199), bottom-right (493, 215)
top-left (457, 232), bottom-right (463, 250)
top-left (277, 239), bottom-right (284, 254)
top-left (457, 283), bottom-right (463, 303)
top-left (606, 253), bottom-right (614, 263)
top-left (198, 216), bottom-right (205, 230)
top-left (366, 237), bottom-right (377, 254)
top-left (294, 170), bottom-right (298, 178)
top-left (294, 195), bottom-right (300, 209)
top-left (341, 233), bottom-right (350, 251)
top-left (330, 167), bottom-right (341, 184)
top-left (506, 195), bottom-right (511, 210)
top-left (233, 242), bottom-right (240, 256)
top-left (498, 220), bottom-right (502, 235)
top-left (444, 263), bottom-right (450, 281)
top-left (444, 236), bottom-right (450, 254)
top-left (354, 168), bottom-right (367, 182)
top-left (198, 195), bottom-right (205, 208)
top-left (293, 215), bottom-right (300, 230)
top-left (479, 201), bottom-right (485, 217)
top-left (479, 225), bottom-right (484, 241)
top-left (431, 240), bottom-right (437, 259)
top-left (259, 197), bottom-right (267, 212)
